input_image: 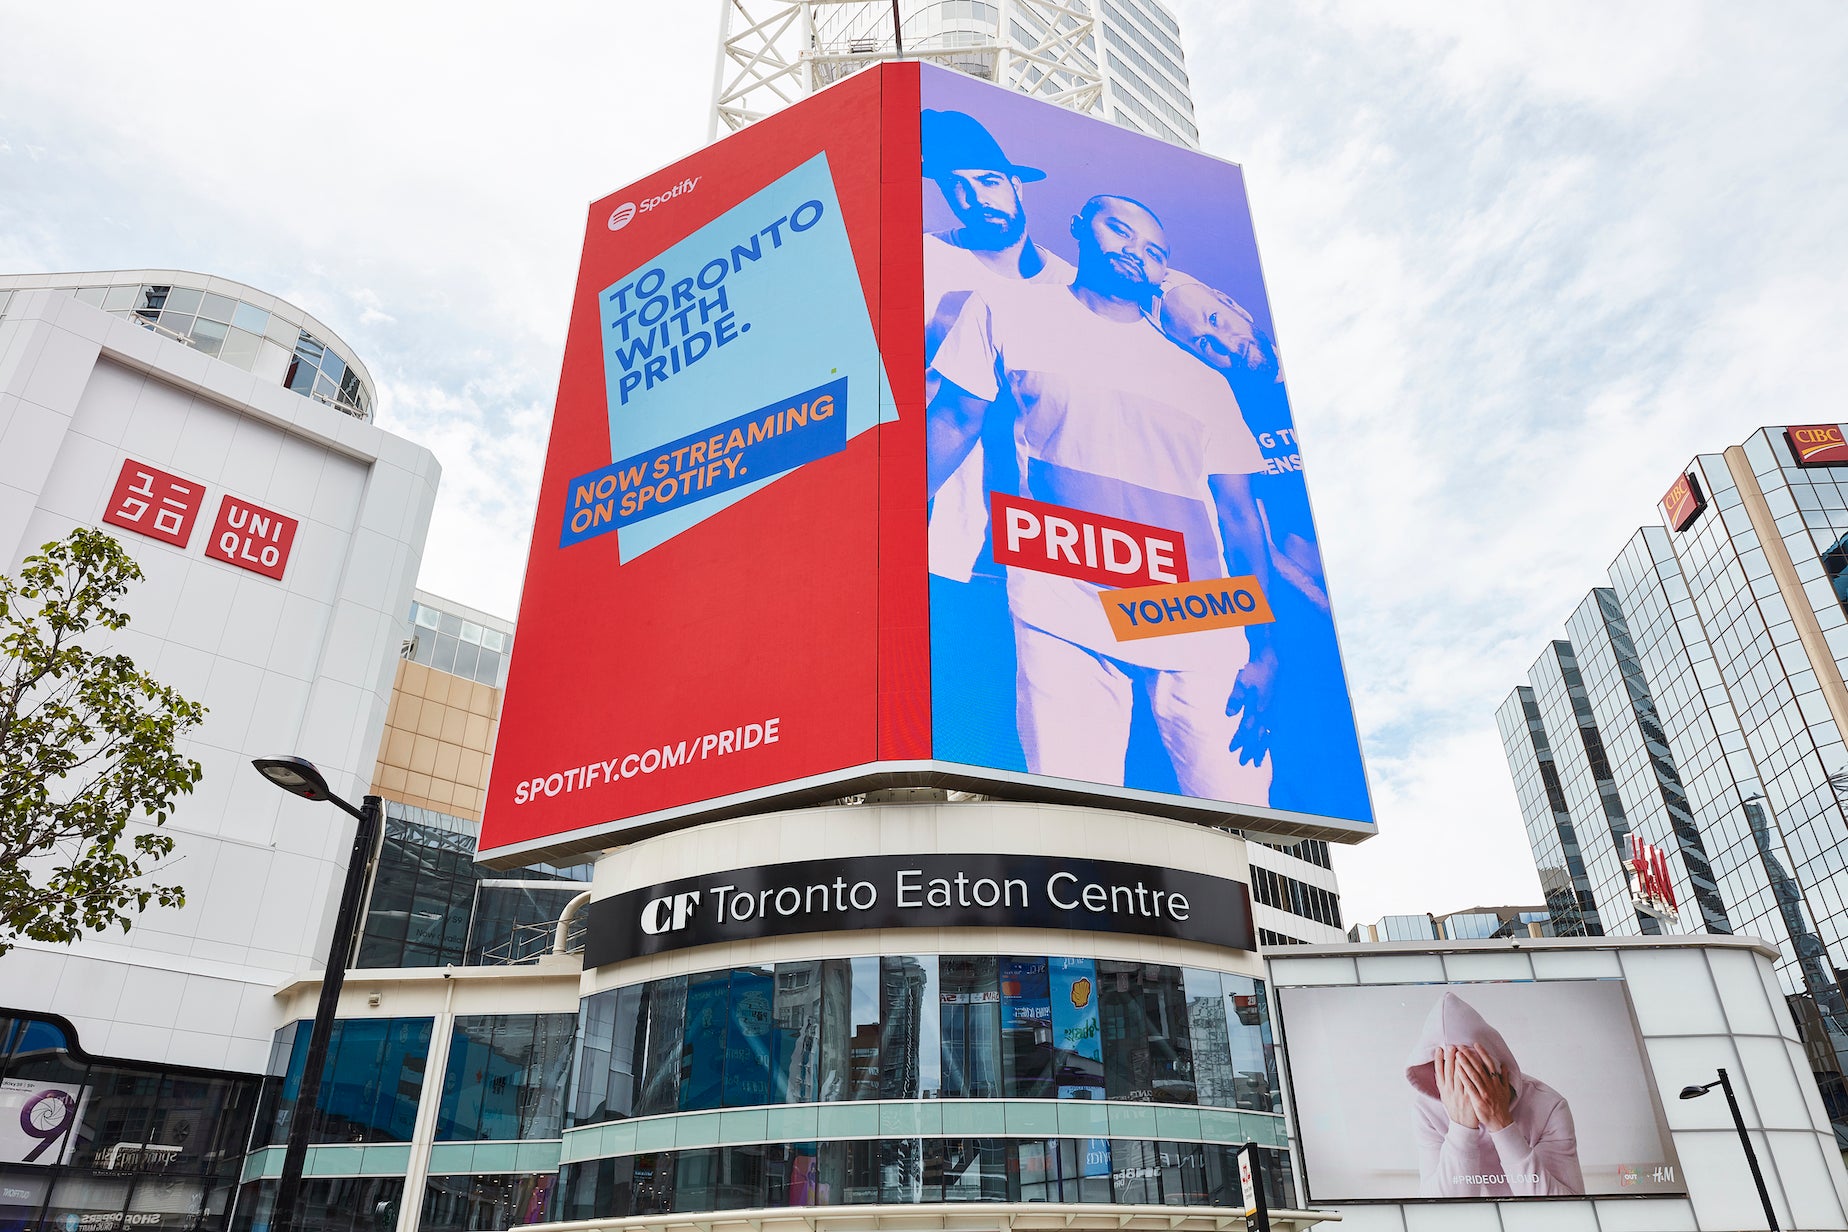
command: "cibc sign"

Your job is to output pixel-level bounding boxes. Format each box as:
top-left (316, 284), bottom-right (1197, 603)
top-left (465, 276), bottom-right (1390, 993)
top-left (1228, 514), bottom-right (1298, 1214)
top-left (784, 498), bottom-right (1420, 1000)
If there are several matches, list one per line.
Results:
top-left (585, 852), bottom-right (1256, 968)
top-left (1661, 470), bottom-right (1706, 533)
top-left (1786, 424), bottom-right (1848, 468)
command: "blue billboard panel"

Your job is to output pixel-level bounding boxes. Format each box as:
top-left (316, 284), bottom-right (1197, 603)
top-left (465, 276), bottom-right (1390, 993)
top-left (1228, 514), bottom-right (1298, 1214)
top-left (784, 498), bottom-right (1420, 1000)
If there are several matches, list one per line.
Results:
top-left (920, 66), bottom-right (1372, 830)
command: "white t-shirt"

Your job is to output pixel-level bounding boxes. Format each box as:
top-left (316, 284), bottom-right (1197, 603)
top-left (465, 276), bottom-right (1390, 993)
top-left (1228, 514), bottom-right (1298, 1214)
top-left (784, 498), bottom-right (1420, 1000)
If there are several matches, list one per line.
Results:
top-left (925, 232), bottom-right (1074, 581)
top-left (932, 281), bottom-right (1264, 670)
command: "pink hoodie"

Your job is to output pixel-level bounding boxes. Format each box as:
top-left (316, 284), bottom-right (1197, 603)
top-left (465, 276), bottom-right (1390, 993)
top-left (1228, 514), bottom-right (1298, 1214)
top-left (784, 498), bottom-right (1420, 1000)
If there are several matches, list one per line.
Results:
top-left (1405, 992), bottom-right (1584, 1197)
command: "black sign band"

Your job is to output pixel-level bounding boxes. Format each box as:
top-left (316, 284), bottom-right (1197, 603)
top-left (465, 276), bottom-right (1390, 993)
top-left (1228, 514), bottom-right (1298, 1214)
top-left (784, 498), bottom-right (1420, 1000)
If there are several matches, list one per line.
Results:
top-left (585, 851), bottom-right (1255, 967)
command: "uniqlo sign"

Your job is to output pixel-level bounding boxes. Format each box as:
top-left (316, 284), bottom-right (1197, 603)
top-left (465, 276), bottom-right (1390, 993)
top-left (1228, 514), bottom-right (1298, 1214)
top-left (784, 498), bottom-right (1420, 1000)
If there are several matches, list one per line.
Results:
top-left (204, 496), bottom-right (298, 580)
top-left (101, 461), bottom-right (205, 548)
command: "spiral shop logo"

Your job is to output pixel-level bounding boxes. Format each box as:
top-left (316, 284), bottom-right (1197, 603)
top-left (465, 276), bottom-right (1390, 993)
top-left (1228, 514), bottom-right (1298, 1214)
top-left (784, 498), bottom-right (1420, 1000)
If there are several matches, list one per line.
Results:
top-left (608, 176), bottom-right (702, 231)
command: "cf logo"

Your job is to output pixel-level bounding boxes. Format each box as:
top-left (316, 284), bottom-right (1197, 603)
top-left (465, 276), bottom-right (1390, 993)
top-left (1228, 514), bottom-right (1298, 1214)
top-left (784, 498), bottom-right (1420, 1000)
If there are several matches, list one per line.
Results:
top-left (608, 201), bottom-right (637, 231)
top-left (640, 890), bottom-right (701, 935)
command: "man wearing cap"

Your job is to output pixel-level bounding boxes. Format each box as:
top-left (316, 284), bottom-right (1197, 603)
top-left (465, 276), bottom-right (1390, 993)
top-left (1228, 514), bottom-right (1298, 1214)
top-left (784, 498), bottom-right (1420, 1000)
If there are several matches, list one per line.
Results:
top-left (922, 109), bottom-right (1074, 583)
top-left (927, 194), bottom-right (1276, 802)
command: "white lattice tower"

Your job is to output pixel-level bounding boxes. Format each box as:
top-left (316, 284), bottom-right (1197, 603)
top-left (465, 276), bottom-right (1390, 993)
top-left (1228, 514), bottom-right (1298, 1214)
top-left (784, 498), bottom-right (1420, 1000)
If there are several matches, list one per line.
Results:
top-left (711, 0), bottom-right (1104, 139)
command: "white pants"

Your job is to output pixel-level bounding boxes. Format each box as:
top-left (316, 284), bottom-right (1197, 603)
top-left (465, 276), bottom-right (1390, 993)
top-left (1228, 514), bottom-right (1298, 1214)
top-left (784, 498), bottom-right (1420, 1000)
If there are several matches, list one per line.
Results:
top-left (1013, 617), bottom-right (1272, 804)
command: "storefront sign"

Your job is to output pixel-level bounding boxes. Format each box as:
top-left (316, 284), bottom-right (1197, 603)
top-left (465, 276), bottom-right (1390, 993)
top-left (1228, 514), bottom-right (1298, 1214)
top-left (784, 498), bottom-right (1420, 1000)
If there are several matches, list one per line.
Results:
top-left (1787, 424), bottom-right (1848, 467)
top-left (1661, 471), bottom-right (1706, 532)
top-left (586, 852), bottom-right (1255, 967)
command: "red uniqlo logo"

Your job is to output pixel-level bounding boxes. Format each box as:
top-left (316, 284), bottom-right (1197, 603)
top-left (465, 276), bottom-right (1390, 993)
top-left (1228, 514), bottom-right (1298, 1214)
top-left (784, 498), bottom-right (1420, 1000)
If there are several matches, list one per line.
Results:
top-left (101, 461), bottom-right (205, 548)
top-left (204, 495), bottom-right (299, 580)
top-left (991, 492), bottom-right (1188, 588)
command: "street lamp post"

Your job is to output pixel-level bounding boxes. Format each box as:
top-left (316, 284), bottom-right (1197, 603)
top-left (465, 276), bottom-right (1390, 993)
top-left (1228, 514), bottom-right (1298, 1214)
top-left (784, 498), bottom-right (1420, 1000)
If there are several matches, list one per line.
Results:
top-left (252, 756), bottom-right (384, 1232)
top-left (1680, 1067), bottom-right (1779, 1230)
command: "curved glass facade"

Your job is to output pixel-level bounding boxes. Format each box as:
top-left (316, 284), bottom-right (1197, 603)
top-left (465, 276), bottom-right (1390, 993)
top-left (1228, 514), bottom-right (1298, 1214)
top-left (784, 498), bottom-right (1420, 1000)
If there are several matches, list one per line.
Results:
top-left (0, 1012), bottom-right (259, 1232)
top-left (0, 272), bottom-right (374, 420)
top-left (558, 1138), bottom-right (1294, 1215)
top-left (571, 955), bottom-right (1278, 1125)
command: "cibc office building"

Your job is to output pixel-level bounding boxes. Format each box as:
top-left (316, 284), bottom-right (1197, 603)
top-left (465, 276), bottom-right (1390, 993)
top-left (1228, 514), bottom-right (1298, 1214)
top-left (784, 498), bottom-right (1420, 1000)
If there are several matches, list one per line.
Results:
top-left (235, 62), bottom-right (1377, 1232)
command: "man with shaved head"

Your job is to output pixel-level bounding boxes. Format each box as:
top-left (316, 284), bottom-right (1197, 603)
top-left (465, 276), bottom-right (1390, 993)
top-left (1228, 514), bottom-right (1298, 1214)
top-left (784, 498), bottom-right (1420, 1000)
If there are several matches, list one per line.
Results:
top-left (927, 193), bottom-right (1278, 802)
top-left (1158, 276), bottom-right (1366, 817)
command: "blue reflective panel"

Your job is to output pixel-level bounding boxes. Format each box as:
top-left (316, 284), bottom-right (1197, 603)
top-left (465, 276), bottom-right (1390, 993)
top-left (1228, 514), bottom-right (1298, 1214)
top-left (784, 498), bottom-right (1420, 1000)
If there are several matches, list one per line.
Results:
top-left (1048, 958), bottom-right (1103, 1098)
top-left (680, 973), bottom-right (728, 1111)
top-left (725, 968), bottom-right (774, 1107)
top-left (1001, 957), bottom-right (1055, 1097)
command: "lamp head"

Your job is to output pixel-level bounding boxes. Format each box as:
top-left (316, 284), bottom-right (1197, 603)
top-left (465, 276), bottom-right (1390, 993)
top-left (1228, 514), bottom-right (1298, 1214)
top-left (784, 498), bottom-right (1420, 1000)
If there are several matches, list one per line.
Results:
top-left (252, 755), bottom-right (332, 802)
top-left (1679, 1084), bottom-right (1710, 1100)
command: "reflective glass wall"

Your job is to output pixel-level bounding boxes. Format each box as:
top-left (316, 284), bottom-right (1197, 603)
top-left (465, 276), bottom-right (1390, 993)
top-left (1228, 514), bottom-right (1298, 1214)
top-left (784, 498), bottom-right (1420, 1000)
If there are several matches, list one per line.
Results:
top-left (571, 956), bottom-right (1279, 1125)
top-left (0, 1013), bottom-right (258, 1232)
top-left (557, 1139), bottom-right (1294, 1215)
top-left (252, 1019), bottom-right (433, 1147)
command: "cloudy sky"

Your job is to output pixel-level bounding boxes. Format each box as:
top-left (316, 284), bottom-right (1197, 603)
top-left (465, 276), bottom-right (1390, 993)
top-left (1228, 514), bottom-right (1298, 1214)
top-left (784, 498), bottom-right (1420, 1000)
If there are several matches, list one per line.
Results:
top-left (4, 2), bottom-right (1846, 924)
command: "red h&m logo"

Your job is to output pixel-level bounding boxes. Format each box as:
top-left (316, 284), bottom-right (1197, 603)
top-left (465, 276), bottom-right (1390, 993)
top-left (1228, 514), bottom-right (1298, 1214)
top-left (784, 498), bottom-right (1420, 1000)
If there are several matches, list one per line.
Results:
top-left (991, 493), bottom-right (1187, 589)
top-left (1786, 424), bottom-right (1848, 467)
top-left (1661, 471), bottom-right (1706, 532)
top-left (101, 461), bottom-right (205, 548)
top-left (205, 496), bottom-right (299, 580)
top-left (1628, 834), bottom-right (1679, 919)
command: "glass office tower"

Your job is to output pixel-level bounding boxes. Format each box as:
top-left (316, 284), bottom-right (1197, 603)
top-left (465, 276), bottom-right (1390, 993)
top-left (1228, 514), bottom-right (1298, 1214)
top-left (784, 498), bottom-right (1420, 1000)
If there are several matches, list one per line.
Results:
top-left (1498, 426), bottom-right (1848, 1152)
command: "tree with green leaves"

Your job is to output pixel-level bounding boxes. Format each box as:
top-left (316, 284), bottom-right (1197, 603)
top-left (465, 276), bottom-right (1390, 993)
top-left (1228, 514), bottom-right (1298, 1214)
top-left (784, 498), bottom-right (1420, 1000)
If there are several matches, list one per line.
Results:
top-left (0, 527), bottom-right (206, 956)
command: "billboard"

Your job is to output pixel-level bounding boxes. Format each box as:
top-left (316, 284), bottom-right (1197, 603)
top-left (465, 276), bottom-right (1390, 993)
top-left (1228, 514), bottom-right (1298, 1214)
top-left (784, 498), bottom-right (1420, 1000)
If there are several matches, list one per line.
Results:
top-left (1277, 981), bottom-right (1683, 1201)
top-left (1661, 470), bottom-right (1706, 532)
top-left (482, 63), bottom-right (1371, 863)
top-left (919, 69), bottom-right (1367, 829)
top-left (1787, 423), bottom-right (1848, 467)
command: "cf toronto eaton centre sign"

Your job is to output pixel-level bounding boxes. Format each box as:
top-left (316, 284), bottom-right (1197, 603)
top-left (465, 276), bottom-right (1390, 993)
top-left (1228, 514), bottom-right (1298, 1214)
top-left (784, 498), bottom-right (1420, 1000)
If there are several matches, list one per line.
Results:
top-left (585, 853), bottom-right (1256, 967)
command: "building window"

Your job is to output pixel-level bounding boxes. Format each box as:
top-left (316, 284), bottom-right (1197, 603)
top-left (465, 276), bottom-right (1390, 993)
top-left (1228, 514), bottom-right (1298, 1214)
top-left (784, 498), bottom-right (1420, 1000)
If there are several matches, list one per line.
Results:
top-left (569, 955), bottom-right (1279, 1127)
top-left (254, 1018), bottom-right (433, 1146)
top-left (556, 1140), bottom-right (1294, 1215)
top-left (434, 1014), bottom-right (576, 1141)
top-left (0, 1013), bottom-right (259, 1232)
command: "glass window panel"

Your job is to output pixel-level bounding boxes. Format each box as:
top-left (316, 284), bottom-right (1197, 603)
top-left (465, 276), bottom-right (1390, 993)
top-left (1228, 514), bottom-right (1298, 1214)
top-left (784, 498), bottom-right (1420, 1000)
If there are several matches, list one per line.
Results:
top-left (480, 627), bottom-right (507, 651)
top-left (160, 287), bottom-right (202, 315)
top-left (198, 292), bottom-right (237, 323)
top-left (1069, 1137), bottom-right (1113, 1203)
top-left (429, 634), bottom-right (458, 675)
top-left (158, 311), bottom-right (195, 336)
top-left (631, 1151), bottom-right (675, 1215)
top-left (846, 957), bottom-right (882, 1099)
top-left (1016, 1138), bottom-right (1059, 1202)
top-left (219, 326), bottom-right (263, 371)
top-left (1098, 961), bottom-right (1194, 1104)
top-left (188, 317), bottom-right (228, 358)
top-left (1158, 1140), bottom-right (1211, 1206)
top-left (881, 955), bottom-right (939, 1099)
top-left (265, 313), bottom-right (302, 344)
top-left (451, 640), bottom-right (481, 679)
top-left (102, 285), bottom-right (138, 312)
top-left (1183, 968), bottom-right (1235, 1108)
top-left (674, 1146), bottom-right (719, 1212)
top-left (314, 372), bottom-right (340, 401)
top-left (75, 286), bottom-right (108, 307)
top-left (294, 332), bottom-right (326, 367)
top-left (475, 648), bottom-right (502, 685)
top-left (437, 611), bottom-right (463, 637)
top-left (320, 349), bottom-right (348, 383)
top-left (635, 978), bottom-right (686, 1116)
top-left (339, 368), bottom-right (365, 409)
top-left (1002, 956), bottom-right (1055, 1097)
top-left (769, 1142), bottom-right (821, 1207)
top-left (1048, 957), bottom-right (1104, 1098)
top-left (459, 620), bottom-right (483, 645)
top-left (1222, 974), bottom-right (1280, 1113)
top-left (680, 971), bottom-right (729, 1111)
top-left (1111, 1138), bottom-right (1161, 1203)
top-left (819, 1140), bottom-right (879, 1204)
top-left (725, 967), bottom-right (775, 1107)
top-left (321, 1019), bottom-right (388, 1140)
top-left (231, 301), bottom-right (270, 333)
top-left (882, 1138), bottom-right (927, 1203)
top-left (773, 961), bottom-right (823, 1104)
top-left (939, 1138), bottom-right (1006, 1202)
top-left (938, 956), bottom-right (997, 1098)
top-left (414, 604), bottom-right (441, 630)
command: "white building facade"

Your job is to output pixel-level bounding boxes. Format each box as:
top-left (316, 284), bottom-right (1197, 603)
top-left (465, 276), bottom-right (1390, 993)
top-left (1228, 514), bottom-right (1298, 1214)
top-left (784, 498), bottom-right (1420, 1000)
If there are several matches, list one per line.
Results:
top-left (0, 272), bottom-right (438, 1231)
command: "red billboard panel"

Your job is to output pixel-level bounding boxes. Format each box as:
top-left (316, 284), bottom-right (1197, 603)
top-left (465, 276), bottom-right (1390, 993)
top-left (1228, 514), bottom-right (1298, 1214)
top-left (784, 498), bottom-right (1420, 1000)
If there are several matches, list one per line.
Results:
top-left (1786, 424), bottom-right (1848, 467)
top-left (1661, 471), bottom-right (1705, 532)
